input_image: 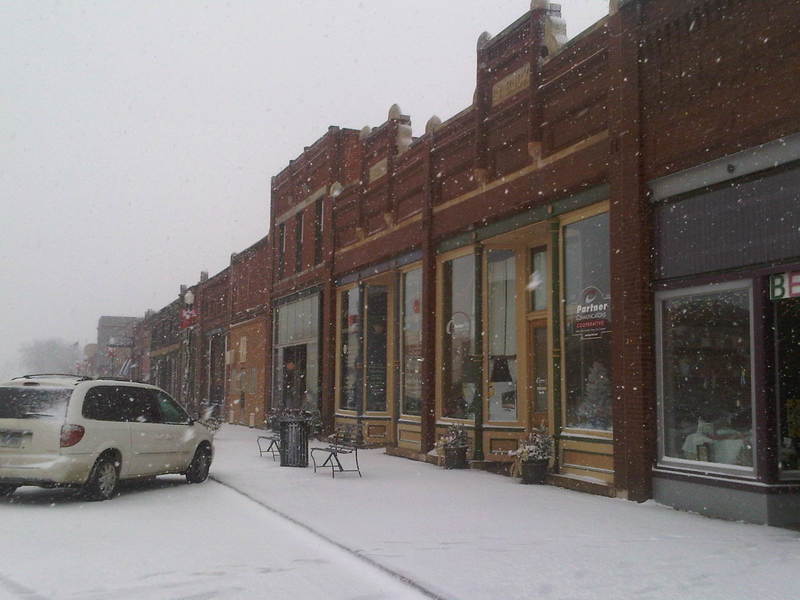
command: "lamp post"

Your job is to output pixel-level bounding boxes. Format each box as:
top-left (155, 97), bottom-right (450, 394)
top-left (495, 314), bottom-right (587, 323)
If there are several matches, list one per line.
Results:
top-left (181, 289), bottom-right (196, 416)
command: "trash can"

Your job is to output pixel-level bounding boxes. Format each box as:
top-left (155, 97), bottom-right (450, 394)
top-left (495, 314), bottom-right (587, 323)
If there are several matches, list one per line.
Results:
top-left (279, 416), bottom-right (309, 467)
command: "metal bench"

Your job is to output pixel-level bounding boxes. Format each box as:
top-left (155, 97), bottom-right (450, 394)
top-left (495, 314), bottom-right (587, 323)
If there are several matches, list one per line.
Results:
top-left (257, 414), bottom-right (281, 461)
top-left (310, 425), bottom-right (362, 478)
top-left (257, 434), bottom-right (280, 460)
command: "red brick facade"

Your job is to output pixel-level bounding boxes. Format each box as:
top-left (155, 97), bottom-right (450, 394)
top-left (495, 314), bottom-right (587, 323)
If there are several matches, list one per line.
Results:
top-left (125, 0), bottom-right (800, 517)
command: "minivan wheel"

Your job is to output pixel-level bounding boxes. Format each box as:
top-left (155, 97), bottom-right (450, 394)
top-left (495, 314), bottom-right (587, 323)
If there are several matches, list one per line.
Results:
top-left (0, 484), bottom-right (17, 497)
top-left (185, 446), bottom-right (211, 484)
top-left (83, 456), bottom-right (119, 501)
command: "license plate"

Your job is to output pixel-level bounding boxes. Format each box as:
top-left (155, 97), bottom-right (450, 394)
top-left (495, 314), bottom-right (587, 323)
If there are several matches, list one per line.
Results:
top-left (0, 431), bottom-right (22, 448)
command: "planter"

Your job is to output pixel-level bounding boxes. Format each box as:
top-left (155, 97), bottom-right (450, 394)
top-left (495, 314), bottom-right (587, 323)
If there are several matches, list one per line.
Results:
top-left (520, 459), bottom-right (548, 484)
top-left (443, 445), bottom-right (468, 469)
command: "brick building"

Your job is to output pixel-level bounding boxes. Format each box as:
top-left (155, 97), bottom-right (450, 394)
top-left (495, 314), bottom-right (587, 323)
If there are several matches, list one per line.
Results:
top-left (267, 127), bottom-right (361, 421)
top-left (124, 0), bottom-right (800, 526)
top-left (196, 268), bottom-right (230, 417)
top-left (226, 236), bottom-right (271, 426)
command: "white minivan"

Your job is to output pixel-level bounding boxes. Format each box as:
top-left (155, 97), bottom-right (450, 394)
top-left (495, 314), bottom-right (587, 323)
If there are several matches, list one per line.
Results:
top-left (0, 375), bottom-right (214, 500)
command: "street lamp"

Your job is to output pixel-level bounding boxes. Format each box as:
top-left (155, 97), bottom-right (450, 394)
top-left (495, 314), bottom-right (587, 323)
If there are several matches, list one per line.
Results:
top-left (180, 288), bottom-right (196, 415)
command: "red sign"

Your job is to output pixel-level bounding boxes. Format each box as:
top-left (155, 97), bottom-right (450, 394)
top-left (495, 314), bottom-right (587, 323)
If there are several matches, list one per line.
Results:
top-left (180, 308), bottom-right (199, 329)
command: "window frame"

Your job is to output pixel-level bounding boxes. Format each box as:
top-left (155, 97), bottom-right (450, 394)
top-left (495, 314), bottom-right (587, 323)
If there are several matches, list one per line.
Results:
top-left (314, 198), bottom-right (324, 266)
top-left (655, 278), bottom-right (758, 478)
top-left (155, 390), bottom-right (191, 425)
top-left (558, 203), bottom-right (614, 439)
top-left (436, 245), bottom-right (480, 423)
top-left (399, 263), bottom-right (423, 419)
top-left (295, 212), bottom-right (304, 273)
top-left (277, 223), bottom-right (286, 279)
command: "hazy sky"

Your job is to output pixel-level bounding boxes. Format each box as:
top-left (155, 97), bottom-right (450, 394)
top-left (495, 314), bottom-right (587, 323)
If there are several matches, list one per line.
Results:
top-left (0, 0), bottom-right (609, 379)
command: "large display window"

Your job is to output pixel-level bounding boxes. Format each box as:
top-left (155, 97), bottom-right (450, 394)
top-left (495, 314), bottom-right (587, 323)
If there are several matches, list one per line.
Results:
top-left (401, 268), bottom-right (422, 416)
top-left (441, 253), bottom-right (479, 420)
top-left (273, 293), bottom-right (320, 411)
top-left (776, 297), bottom-right (800, 475)
top-left (338, 286), bottom-right (362, 411)
top-left (656, 281), bottom-right (754, 471)
top-left (487, 249), bottom-right (518, 422)
top-left (562, 211), bottom-right (612, 431)
top-left (336, 277), bottom-right (394, 414)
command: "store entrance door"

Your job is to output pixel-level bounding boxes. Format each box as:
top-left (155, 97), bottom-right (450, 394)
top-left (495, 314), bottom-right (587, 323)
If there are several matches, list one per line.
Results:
top-left (529, 319), bottom-right (549, 430)
top-left (776, 298), bottom-right (800, 473)
top-left (281, 344), bottom-right (307, 410)
top-left (364, 284), bottom-right (389, 412)
top-left (360, 275), bottom-right (395, 444)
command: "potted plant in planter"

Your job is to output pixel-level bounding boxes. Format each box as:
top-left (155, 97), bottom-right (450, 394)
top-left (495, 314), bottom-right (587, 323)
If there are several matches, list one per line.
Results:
top-left (513, 428), bottom-right (554, 484)
top-left (439, 424), bottom-right (469, 469)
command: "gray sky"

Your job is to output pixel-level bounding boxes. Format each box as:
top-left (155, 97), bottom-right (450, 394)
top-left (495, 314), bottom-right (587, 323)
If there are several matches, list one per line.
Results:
top-left (0, 0), bottom-right (609, 379)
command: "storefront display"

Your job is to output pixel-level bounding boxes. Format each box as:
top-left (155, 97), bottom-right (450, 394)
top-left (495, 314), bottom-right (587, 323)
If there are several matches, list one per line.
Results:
top-left (401, 268), bottom-right (422, 416)
top-left (442, 253), bottom-right (479, 419)
top-left (657, 282), bottom-right (753, 468)
top-left (273, 293), bottom-right (320, 411)
top-left (563, 212), bottom-right (612, 431)
top-left (339, 286), bottom-right (361, 411)
top-left (775, 297), bottom-right (800, 473)
top-left (487, 249), bottom-right (517, 422)
top-left (337, 277), bottom-right (394, 415)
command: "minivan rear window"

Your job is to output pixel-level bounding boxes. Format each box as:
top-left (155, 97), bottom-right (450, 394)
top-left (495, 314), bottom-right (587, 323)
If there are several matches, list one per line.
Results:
top-left (0, 387), bottom-right (71, 419)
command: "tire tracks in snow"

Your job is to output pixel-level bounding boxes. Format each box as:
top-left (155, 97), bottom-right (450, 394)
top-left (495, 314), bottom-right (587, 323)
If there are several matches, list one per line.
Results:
top-left (209, 475), bottom-right (449, 600)
top-left (0, 571), bottom-right (50, 600)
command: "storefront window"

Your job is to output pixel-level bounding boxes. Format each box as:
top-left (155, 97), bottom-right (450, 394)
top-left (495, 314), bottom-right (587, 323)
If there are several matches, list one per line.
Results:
top-left (563, 212), bottom-right (612, 431)
top-left (487, 250), bottom-right (517, 422)
top-left (442, 254), bottom-right (479, 419)
top-left (775, 296), bottom-right (800, 472)
top-left (365, 285), bottom-right (388, 412)
top-left (339, 287), bottom-right (362, 411)
top-left (401, 269), bottom-right (422, 416)
top-left (659, 283), bottom-right (753, 467)
top-left (274, 294), bottom-right (319, 411)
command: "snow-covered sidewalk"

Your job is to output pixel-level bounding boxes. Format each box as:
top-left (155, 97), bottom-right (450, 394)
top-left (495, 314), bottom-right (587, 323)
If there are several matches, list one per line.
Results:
top-left (211, 425), bottom-right (800, 600)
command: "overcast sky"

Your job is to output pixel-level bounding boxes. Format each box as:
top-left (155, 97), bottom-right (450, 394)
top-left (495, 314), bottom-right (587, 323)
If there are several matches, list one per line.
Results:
top-left (0, 0), bottom-right (609, 379)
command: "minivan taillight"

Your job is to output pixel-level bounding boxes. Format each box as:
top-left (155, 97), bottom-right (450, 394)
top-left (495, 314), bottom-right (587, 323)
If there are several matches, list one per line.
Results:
top-left (60, 425), bottom-right (85, 447)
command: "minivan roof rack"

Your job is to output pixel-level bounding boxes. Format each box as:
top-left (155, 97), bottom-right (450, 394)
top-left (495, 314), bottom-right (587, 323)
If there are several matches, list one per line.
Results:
top-left (12, 374), bottom-right (92, 381)
top-left (94, 376), bottom-right (147, 384)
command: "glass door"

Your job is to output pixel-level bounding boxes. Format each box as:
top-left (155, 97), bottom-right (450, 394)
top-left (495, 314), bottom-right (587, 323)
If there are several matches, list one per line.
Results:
top-left (364, 283), bottom-right (390, 413)
top-left (529, 320), bottom-right (549, 429)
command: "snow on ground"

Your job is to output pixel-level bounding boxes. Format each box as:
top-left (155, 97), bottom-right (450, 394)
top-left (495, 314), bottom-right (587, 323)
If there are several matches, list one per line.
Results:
top-left (1, 475), bottom-right (429, 600)
top-left (212, 425), bottom-right (800, 600)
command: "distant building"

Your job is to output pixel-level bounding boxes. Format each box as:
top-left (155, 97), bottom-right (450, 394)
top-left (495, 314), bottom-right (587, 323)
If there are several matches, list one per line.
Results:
top-left (96, 316), bottom-right (139, 377)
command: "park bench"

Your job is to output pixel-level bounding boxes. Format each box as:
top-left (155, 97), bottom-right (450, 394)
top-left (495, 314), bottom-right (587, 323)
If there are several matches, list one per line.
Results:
top-left (310, 424), bottom-right (362, 478)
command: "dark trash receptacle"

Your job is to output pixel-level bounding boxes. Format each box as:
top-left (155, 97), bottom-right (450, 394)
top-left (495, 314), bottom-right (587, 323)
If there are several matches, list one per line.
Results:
top-left (279, 416), bottom-right (309, 467)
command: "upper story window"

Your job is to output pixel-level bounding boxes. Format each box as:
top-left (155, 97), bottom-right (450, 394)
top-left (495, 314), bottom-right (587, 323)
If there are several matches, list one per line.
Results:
top-left (314, 198), bottom-right (323, 265)
top-left (295, 213), bottom-right (304, 273)
top-left (277, 223), bottom-right (286, 279)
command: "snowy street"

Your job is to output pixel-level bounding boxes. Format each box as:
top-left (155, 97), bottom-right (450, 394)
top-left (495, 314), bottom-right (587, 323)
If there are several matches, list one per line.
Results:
top-left (1, 472), bottom-right (427, 600)
top-left (6, 424), bottom-right (799, 600)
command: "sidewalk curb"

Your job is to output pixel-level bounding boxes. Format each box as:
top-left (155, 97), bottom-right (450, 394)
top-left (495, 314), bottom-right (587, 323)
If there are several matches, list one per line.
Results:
top-left (209, 475), bottom-right (449, 600)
